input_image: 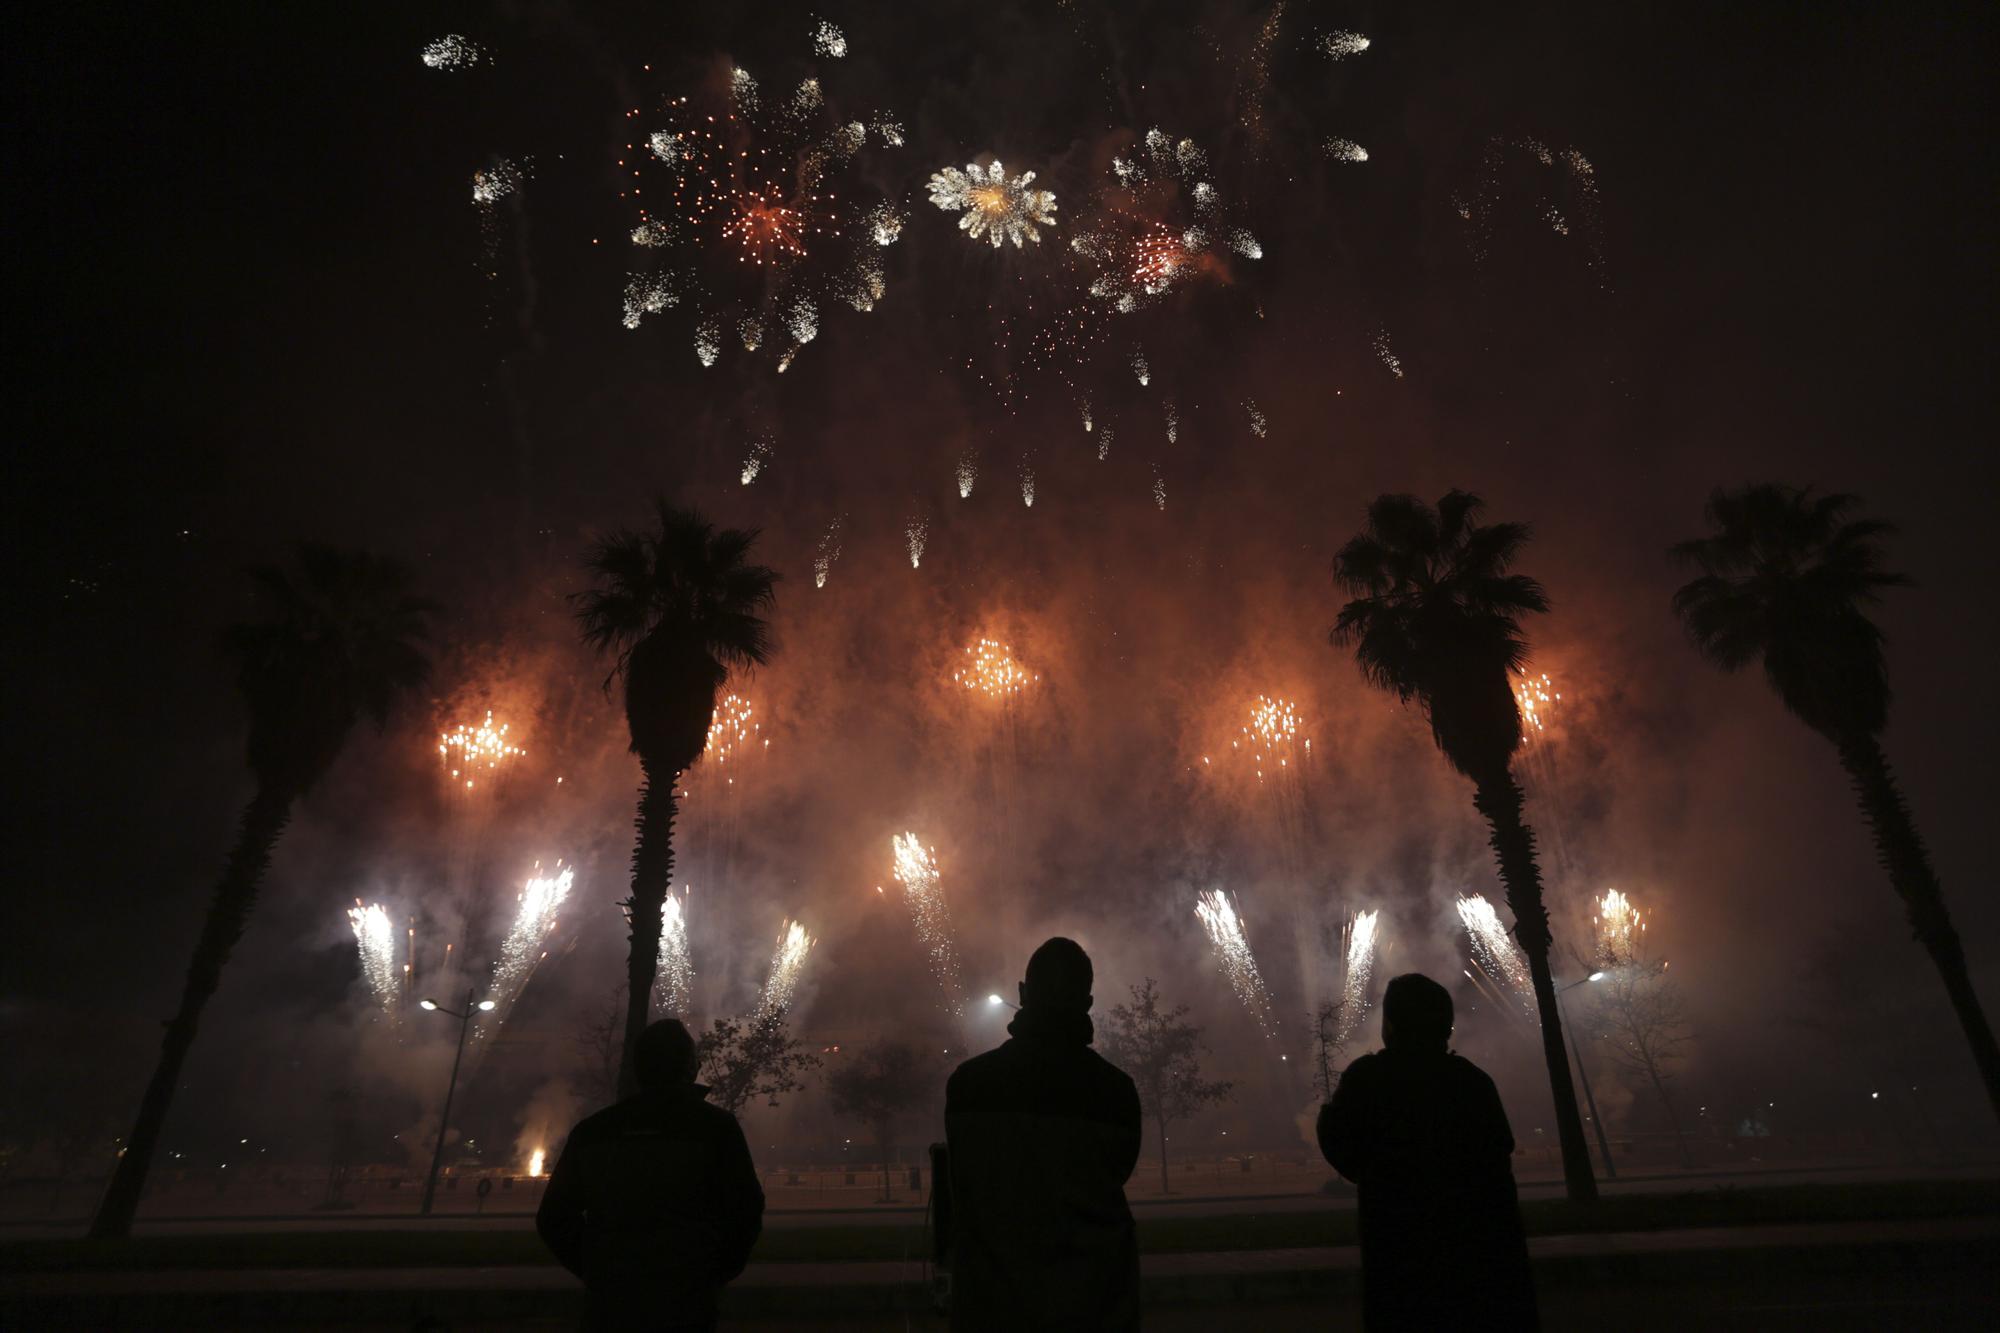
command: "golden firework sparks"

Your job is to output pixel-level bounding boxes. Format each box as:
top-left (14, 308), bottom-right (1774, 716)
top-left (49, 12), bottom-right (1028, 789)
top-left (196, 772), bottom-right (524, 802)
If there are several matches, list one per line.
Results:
top-left (439, 710), bottom-right (524, 791)
top-left (891, 833), bottom-right (964, 1014)
top-left (1194, 889), bottom-right (1276, 1036)
top-left (1593, 887), bottom-right (1645, 968)
top-left (953, 637), bottom-right (1038, 699)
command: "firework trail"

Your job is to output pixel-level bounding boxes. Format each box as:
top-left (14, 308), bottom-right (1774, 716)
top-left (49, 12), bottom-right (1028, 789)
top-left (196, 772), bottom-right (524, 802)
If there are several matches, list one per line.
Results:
top-left (1164, 400), bottom-right (1179, 444)
top-left (891, 834), bottom-right (965, 1016)
top-left (685, 694), bottom-right (767, 896)
top-left (1511, 668), bottom-right (1577, 870)
top-left (348, 902), bottom-right (399, 1016)
top-left (754, 919), bottom-right (816, 1021)
top-left (956, 447), bottom-right (978, 498)
top-left (1019, 459), bottom-right (1036, 507)
top-left (1096, 423), bottom-right (1115, 461)
top-left (1152, 461), bottom-right (1167, 509)
top-left (651, 889), bottom-right (694, 1016)
top-left (1080, 398), bottom-right (1093, 433)
top-left (1593, 888), bottom-right (1645, 968)
top-left (488, 863), bottom-right (574, 1018)
top-left (1194, 890), bottom-right (1277, 1036)
top-left (528, 1148), bottom-right (546, 1177)
top-left (422, 35), bottom-right (488, 70)
top-left (1131, 348), bottom-right (1150, 386)
top-left (1324, 137), bottom-right (1369, 163)
top-left (905, 516), bottom-right (929, 568)
top-left (1245, 401), bottom-right (1267, 437)
top-left (1320, 30), bottom-right (1373, 60)
top-left (1334, 910), bottom-right (1380, 1046)
top-left (1372, 328), bottom-right (1404, 378)
top-left (740, 434), bottom-right (774, 485)
top-left (814, 516), bottom-right (843, 588)
top-left (1457, 894), bottom-right (1534, 1011)
top-left (928, 161), bottom-right (1058, 248)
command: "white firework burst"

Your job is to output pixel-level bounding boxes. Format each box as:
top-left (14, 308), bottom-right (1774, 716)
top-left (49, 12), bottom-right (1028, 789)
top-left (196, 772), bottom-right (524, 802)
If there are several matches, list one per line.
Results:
top-left (740, 434), bottom-right (774, 485)
top-left (892, 834), bottom-right (965, 1016)
top-left (653, 890), bottom-right (694, 1017)
top-left (1320, 30), bottom-right (1372, 60)
top-left (421, 35), bottom-right (487, 70)
top-left (1325, 137), bottom-right (1370, 163)
top-left (348, 903), bottom-right (399, 1015)
top-left (754, 919), bottom-right (816, 1021)
top-left (811, 19), bottom-right (847, 59)
top-left (905, 515), bottom-right (929, 568)
top-left (1194, 889), bottom-right (1276, 1035)
top-left (957, 447), bottom-right (978, 498)
top-left (927, 161), bottom-right (1058, 248)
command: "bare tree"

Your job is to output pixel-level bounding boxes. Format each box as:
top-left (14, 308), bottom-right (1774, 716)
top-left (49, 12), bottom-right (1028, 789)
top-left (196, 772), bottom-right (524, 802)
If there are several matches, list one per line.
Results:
top-left (1100, 979), bottom-right (1233, 1193)
top-left (1308, 1000), bottom-right (1357, 1104)
top-left (574, 984), bottom-right (626, 1109)
top-left (826, 1042), bottom-right (934, 1202)
top-left (1588, 961), bottom-right (1695, 1166)
top-left (697, 1014), bottom-right (821, 1115)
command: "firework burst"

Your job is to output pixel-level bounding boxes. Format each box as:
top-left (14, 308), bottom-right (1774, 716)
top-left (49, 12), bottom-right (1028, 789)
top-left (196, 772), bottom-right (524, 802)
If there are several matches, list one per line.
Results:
top-left (905, 515), bottom-right (929, 568)
top-left (740, 434), bottom-right (774, 485)
top-left (956, 447), bottom-right (978, 498)
top-left (1594, 888), bottom-right (1646, 968)
top-left (1515, 671), bottom-right (1561, 739)
top-left (813, 516), bottom-right (843, 588)
top-left (619, 43), bottom-right (901, 370)
top-left (348, 902), bottom-right (399, 1016)
top-left (422, 35), bottom-right (488, 70)
top-left (954, 637), bottom-right (1037, 699)
top-left (1319, 30), bottom-right (1373, 60)
top-left (439, 710), bottom-right (524, 792)
top-left (755, 919), bottom-right (816, 1021)
top-left (928, 161), bottom-right (1058, 249)
top-left (1334, 910), bottom-right (1381, 1046)
top-left (1194, 889), bottom-right (1277, 1035)
top-left (653, 889), bottom-right (694, 1016)
top-left (1457, 894), bottom-right (1534, 1010)
top-left (1074, 128), bottom-right (1260, 314)
top-left (891, 834), bottom-right (964, 1015)
top-left (489, 862), bottom-right (574, 1017)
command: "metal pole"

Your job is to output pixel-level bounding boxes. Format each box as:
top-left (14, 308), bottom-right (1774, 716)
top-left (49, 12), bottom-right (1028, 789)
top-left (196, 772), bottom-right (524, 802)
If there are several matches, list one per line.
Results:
top-left (420, 988), bottom-right (474, 1217)
top-left (1558, 986), bottom-right (1617, 1181)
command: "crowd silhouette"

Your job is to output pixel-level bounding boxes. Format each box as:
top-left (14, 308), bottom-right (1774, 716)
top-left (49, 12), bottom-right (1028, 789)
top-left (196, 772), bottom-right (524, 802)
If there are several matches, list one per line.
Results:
top-left (538, 941), bottom-right (1537, 1331)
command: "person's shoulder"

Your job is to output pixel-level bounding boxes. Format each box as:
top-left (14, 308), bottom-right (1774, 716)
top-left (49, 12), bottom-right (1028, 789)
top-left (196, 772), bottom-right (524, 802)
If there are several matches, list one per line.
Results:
top-left (1445, 1053), bottom-right (1499, 1088)
top-left (564, 1100), bottom-right (630, 1141)
top-left (1343, 1050), bottom-right (1386, 1078)
top-left (1083, 1045), bottom-right (1138, 1092)
top-left (948, 1045), bottom-right (1009, 1091)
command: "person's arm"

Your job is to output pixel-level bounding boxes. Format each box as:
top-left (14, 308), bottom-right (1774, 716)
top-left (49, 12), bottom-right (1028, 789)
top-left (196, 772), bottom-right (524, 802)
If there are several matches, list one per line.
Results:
top-left (712, 1114), bottom-right (765, 1282)
top-left (1473, 1068), bottom-right (1516, 1160)
top-left (1317, 1061), bottom-right (1371, 1183)
top-left (534, 1133), bottom-right (588, 1279)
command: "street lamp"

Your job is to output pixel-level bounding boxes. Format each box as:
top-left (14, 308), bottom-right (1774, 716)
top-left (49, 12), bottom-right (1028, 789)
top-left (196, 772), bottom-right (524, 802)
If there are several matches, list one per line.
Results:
top-left (987, 993), bottom-right (1018, 1011)
top-left (1556, 972), bottom-right (1616, 1181)
top-left (418, 988), bottom-right (495, 1217)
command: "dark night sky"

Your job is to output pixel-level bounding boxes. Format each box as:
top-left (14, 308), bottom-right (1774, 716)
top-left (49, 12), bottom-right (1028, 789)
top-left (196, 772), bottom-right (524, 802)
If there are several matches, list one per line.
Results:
top-left (8, 2), bottom-right (1997, 1162)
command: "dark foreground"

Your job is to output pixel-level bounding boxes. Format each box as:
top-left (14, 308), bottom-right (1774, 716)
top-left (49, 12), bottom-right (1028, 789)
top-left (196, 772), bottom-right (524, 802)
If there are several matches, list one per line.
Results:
top-left (5, 1215), bottom-right (1993, 1332)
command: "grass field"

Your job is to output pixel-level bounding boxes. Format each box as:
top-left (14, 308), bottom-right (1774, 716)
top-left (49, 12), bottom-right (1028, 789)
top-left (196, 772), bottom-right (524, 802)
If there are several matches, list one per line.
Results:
top-left (4, 1178), bottom-right (1993, 1273)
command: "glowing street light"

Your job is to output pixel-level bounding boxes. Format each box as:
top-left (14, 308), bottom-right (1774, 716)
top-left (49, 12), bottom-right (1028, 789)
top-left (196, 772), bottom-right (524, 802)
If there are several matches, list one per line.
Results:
top-left (1555, 971), bottom-right (1616, 1181)
top-left (986, 993), bottom-right (1019, 1011)
top-left (416, 989), bottom-right (495, 1217)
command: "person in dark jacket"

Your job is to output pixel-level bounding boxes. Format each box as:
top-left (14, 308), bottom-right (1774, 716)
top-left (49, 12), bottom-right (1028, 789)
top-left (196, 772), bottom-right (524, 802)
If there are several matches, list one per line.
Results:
top-left (944, 937), bottom-right (1144, 1332)
top-left (1318, 972), bottom-right (1539, 1331)
top-left (536, 1019), bottom-right (764, 1333)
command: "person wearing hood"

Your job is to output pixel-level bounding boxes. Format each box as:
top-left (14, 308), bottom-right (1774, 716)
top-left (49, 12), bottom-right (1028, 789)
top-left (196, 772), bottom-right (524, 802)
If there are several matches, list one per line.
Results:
top-left (536, 1018), bottom-right (764, 1333)
top-left (943, 937), bottom-right (1144, 1331)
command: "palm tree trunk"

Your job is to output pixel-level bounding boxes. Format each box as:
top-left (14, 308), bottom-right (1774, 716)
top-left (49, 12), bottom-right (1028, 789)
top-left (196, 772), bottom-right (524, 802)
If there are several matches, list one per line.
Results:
top-left (1473, 770), bottom-right (1599, 1203)
top-left (1837, 734), bottom-right (2000, 1124)
top-left (90, 784), bottom-right (294, 1238)
top-left (617, 763), bottom-right (679, 1098)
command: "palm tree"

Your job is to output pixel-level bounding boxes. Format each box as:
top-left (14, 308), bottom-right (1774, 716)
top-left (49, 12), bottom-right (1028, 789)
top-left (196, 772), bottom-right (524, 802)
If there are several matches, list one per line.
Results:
top-left (1331, 490), bottom-right (1598, 1202)
top-left (575, 501), bottom-right (777, 1096)
top-left (90, 546), bottom-right (434, 1238)
top-left (1672, 484), bottom-right (2000, 1122)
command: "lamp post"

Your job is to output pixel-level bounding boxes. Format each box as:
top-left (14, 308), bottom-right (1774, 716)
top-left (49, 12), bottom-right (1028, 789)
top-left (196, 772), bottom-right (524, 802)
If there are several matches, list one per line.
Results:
top-left (986, 993), bottom-right (1019, 1011)
top-left (418, 989), bottom-right (495, 1217)
top-left (1557, 973), bottom-right (1616, 1181)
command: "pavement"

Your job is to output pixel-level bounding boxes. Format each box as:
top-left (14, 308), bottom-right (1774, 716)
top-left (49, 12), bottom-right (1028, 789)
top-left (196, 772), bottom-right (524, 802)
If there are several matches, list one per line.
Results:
top-left (5, 1215), bottom-right (1995, 1330)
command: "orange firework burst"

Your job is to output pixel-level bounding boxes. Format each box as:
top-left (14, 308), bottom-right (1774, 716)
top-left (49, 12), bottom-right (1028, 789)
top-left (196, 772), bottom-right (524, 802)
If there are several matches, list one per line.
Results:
top-left (953, 636), bottom-right (1038, 699)
top-left (1515, 671), bottom-right (1560, 739)
top-left (438, 710), bottom-right (524, 791)
top-left (704, 693), bottom-right (766, 766)
top-left (1204, 693), bottom-right (1309, 784)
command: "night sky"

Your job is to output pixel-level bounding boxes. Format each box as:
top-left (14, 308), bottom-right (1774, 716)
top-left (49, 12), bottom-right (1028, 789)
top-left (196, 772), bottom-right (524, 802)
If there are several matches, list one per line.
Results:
top-left (11, 2), bottom-right (1997, 1165)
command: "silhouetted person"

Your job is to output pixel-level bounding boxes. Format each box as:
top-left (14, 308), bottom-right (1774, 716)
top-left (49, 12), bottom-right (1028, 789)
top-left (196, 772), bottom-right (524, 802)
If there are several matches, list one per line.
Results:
top-left (945, 937), bottom-right (1143, 1331)
top-left (1318, 973), bottom-right (1538, 1332)
top-left (537, 1019), bottom-right (763, 1333)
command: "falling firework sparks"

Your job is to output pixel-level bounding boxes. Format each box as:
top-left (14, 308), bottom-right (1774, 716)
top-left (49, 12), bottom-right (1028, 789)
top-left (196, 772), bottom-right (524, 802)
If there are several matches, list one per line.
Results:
top-left (814, 517), bottom-right (843, 588)
top-left (1220, 694), bottom-right (1310, 785)
top-left (956, 447), bottom-right (978, 498)
top-left (1096, 424), bottom-right (1115, 461)
top-left (810, 18), bottom-right (846, 58)
top-left (1334, 910), bottom-right (1381, 1046)
top-left (905, 515), bottom-right (929, 568)
top-left (1515, 671), bottom-right (1561, 739)
top-left (1077, 128), bottom-right (1259, 313)
top-left (1324, 137), bottom-right (1369, 163)
top-left (653, 890), bottom-right (694, 1016)
top-left (422, 35), bottom-right (488, 70)
top-left (490, 863), bottom-right (574, 1016)
top-left (439, 710), bottom-right (524, 791)
top-left (1152, 461), bottom-right (1167, 509)
top-left (891, 834), bottom-right (964, 1014)
top-left (471, 158), bottom-right (522, 207)
top-left (1319, 30), bottom-right (1372, 60)
top-left (1131, 348), bottom-right (1150, 386)
top-left (1245, 401), bottom-right (1267, 437)
top-left (953, 637), bottom-right (1037, 699)
top-left (1194, 890), bottom-right (1276, 1035)
top-left (740, 434), bottom-right (774, 484)
top-left (704, 693), bottom-right (765, 767)
top-left (1457, 895), bottom-right (1533, 1009)
top-left (1594, 888), bottom-right (1645, 968)
top-left (1164, 400), bottom-right (1179, 444)
top-left (1372, 328), bottom-right (1404, 378)
top-left (928, 161), bottom-right (1058, 248)
top-left (348, 902), bottom-right (398, 1015)
top-left (1019, 460), bottom-right (1036, 507)
top-left (756, 919), bottom-right (817, 1021)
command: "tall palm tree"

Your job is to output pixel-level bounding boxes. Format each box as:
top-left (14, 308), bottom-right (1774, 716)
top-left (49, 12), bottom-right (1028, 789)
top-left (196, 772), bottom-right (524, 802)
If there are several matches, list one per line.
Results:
top-left (90, 546), bottom-right (434, 1238)
top-left (1332, 490), bottom-right (1598, 1202)
top-left (575, 501), bottom-right (778, 1096)
top-left (1672, 484), bottom-right (1999, 1122)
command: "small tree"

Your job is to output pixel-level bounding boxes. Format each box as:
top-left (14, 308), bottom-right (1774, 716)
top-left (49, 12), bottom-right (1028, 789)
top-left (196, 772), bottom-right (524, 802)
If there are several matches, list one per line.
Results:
top-left (1588, 962), bottom-right (1695, 1166)
top-left (1101, 979), bottom-right (1233, 1193)
top-left (574, 985), bottom-right (626, 1109)
top-left (1309, 1000), bottom-right (1349, 1104)
top-left (698, 1014), bottom-right (821, 1115)
top-left (826, 1042), bottom-right (933, 1202)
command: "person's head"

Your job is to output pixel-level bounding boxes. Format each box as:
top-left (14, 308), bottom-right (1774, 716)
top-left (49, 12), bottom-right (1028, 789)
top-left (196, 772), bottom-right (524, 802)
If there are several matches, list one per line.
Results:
top-left (1381, 973), bottom-right (1454, 1053)
top-left (633, 1018), bottom-right (698, 1094)
top-left (1019, 937), bottom-right (1093, 1012)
